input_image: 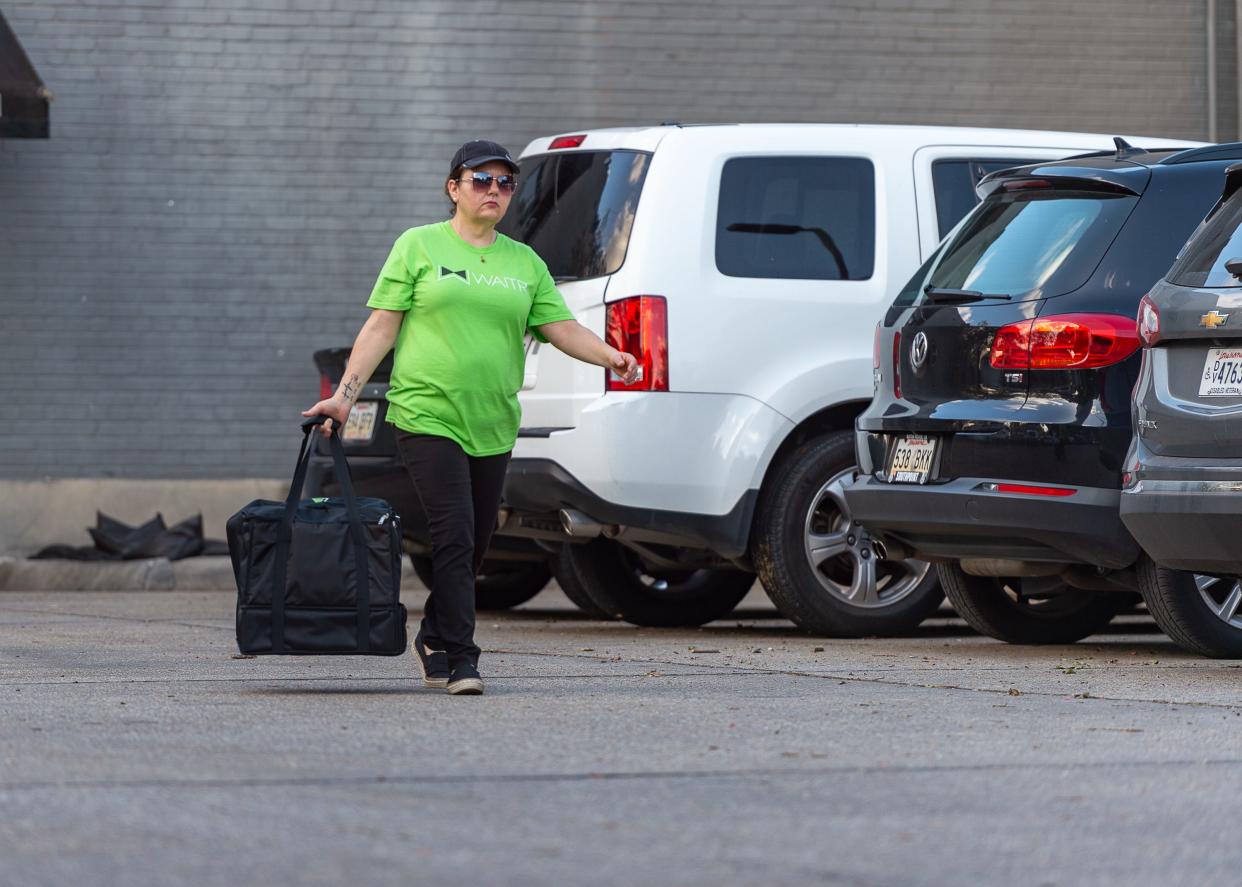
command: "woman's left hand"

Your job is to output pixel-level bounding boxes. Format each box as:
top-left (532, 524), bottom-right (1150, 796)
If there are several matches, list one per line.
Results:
top-left (609, 349), bottom-right (641, 385)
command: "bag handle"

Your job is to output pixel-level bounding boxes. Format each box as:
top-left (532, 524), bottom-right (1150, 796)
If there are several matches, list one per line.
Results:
top-left (270, 416), bottom-right (372, 653)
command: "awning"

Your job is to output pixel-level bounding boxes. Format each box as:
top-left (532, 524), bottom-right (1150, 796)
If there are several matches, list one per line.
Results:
top-left (0, 11), bottom-right (51, 138)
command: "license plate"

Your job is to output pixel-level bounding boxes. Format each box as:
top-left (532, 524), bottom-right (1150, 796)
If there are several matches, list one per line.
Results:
top-left (887, 435), bottom-right (938, 484)
top-left (343, 401), bottom-right (378, 442)
top-left (1200, 348), bottom-right (1242, 397)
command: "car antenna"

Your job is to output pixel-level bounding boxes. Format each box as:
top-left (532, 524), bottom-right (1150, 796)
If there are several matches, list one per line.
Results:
top-left (1113, 136), bottom-right (1140, 159)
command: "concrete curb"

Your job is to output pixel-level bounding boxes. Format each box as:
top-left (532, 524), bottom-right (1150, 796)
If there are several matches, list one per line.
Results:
top-left (0, 556), bottom-right (239, 592)
top-left (0, 556), bottom-right (179, 591)
top-left (0, 556), bottom-right (425, 593)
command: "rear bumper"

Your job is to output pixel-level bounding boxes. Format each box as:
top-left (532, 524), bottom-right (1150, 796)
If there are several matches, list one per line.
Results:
top-left (500, 458), bottom-right (757, 558)
top-left (512, 391), bottom-right (792, 517)
top-left (844, 474), bottom-right (1138, 569)
top-left (1122, 452), bottom-right (1242, 574)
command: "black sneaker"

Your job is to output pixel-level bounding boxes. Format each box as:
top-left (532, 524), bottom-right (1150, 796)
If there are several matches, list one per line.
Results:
top-left (446, 661), bottom-right (484, 696)
top-left (412, 627), bottom-right (449, 689)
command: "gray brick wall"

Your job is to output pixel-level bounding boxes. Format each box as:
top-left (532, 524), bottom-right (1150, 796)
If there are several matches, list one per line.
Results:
top-left (0, 0), bottom-right (1230, 478)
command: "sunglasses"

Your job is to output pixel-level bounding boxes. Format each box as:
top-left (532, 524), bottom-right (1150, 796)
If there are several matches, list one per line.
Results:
top-left (461, 171), bottom-right (517, 193)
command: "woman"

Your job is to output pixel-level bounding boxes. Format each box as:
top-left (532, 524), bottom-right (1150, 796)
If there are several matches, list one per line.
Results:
top-left (303, 139), bottom-right (639, 696)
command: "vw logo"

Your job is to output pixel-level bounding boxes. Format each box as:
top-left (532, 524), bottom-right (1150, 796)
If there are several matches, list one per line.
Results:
top-left (910, 331), bottom-right (929, 371)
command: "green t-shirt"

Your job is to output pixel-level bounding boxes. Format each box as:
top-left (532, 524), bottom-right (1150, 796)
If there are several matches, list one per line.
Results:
top-left (366, 221), bottom-right (576, 456)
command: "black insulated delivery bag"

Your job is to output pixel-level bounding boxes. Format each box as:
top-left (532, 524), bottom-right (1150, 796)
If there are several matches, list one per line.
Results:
top-left (227, 415), bottom-right (407, 655)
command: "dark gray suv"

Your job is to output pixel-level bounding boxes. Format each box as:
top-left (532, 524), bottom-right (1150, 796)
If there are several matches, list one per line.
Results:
top-left (1123, 162), bottom-right (1242, 657)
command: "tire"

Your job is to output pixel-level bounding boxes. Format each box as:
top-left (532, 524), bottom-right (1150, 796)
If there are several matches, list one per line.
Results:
top-left (753, 431), bottom-right (943, 637)
top-left (409, 554), bottom-right (551, 611)
top-left (565, 537), bottom-right (755, 627)
top-left (1138, 556), bottom-right (1242, 658)
top-left (938, 562), bottom-right (1127, 644)
top-left (550, 545), bottom-right (613, 619)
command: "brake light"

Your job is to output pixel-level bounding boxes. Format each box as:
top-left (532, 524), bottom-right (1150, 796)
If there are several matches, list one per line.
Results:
top-left (892, 330), bottom-right (902, 399)
top-left (1001, 178), bottom-right (1053, 191)
top-left (1137, 293), bottom-right (1161, 345)
top-left (549, 134), bottom-right (587, 149)
top-left (319, 372), bottom-right (333, 400)
top-left (989, 313), bottom-right (1140, 370)
top-left (605, 296), bottom-right (668, 391)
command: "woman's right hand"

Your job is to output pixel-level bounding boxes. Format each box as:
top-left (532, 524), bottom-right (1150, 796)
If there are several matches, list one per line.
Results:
top-left (301, 396), bottom-right (352, 438)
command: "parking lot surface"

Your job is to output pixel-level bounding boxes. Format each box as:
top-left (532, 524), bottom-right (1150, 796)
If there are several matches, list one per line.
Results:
top-left (2, 582), bottom-right (1241, 887)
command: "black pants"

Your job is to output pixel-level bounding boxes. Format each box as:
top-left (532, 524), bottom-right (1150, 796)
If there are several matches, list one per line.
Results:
top-left (396, 431), bottom-right (511, 667)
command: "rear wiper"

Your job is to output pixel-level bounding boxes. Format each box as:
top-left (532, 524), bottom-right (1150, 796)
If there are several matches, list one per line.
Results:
top-left (553, 275), bottom-right (582, 284)
top-left (923, 286), bottom-right (1012, 304)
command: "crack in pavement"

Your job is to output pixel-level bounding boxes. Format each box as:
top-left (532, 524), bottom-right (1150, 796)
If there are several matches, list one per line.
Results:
top-left (3, 647), bottom-right (1238, 711)
top-left (0, 672), bottom-right (742, 687)
top-left (2, 605), bottom-right (1234, 710)
top-left (490, 649), bottom-right (1242, 711)
top-left (3, 757), bottom-right (1242, 793)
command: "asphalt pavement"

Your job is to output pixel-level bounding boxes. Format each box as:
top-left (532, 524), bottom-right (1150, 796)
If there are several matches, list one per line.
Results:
top-left (2, 581), bottom-right (1241, 887)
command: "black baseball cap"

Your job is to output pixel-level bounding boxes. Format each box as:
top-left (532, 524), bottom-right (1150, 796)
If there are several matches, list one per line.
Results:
top-left (450, 139), bottom-right (519, 174)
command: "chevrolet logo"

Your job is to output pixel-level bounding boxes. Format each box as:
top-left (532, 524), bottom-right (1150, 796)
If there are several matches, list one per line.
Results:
top-left (1201, 310), bottom-right (1229, 329)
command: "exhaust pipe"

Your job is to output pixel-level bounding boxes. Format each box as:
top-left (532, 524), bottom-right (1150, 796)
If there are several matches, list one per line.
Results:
top-left (559, 508), bottom-right (605, 539)
top-left (871, 536), bottom-right (913, 561)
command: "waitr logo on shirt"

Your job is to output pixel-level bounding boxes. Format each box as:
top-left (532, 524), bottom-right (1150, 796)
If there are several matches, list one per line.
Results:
top-left (439, 266), bottom-right (530, 292)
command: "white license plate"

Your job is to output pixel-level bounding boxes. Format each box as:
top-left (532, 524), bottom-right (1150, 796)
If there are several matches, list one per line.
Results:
top-left (887, 435), bottom-right (938, 484)
top-left (1200, 348), bottom-right (1242, 397)
top-left (343, 401), bottom-right (378, 442)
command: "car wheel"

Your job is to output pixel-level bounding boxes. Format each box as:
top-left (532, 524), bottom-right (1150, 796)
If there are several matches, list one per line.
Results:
top-left (1138, 556), bottom-right (1242, 658)
top-left (565, 537), bottom-right (755, 627)
top-left (752, 431), bottom-right (943, 637)
top-left (938, 562), bottom-right (1128, 644)
top-left (550, 545), bottom-right (613, 619)
top-left (409, 554), bottom-right (551, 611)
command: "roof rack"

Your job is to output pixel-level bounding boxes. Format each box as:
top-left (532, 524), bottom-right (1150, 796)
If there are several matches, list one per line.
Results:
top-left (1160, 142), bottom-right (1242, 164)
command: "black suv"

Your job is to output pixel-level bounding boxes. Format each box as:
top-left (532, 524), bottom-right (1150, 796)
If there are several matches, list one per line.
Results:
top-left (844, 141), bottom-right (1242, 645)
top-left (1122, 162), bottom-right (1242, 657)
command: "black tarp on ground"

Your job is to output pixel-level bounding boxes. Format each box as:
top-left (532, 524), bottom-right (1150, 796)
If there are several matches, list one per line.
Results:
top-left (0, 10), bottom-right (50, 138)
top-left (32, 513), bottom-right (230, 561)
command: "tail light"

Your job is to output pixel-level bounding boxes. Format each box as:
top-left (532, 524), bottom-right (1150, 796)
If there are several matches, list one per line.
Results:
top-left (989, 313), bottom-right (1140, 370)
top-left (1137, 293), bottom-right (1161, 345)
top-left (319, 372), bottom-right (333, 400)
top-left (549, 134), bottom-right (587, 149)
top-left (892, 330), bottom-right (902, 399)
top-left (605, 296), bottom-right (668, 391)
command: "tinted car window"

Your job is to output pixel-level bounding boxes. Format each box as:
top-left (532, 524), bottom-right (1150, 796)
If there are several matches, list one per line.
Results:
top-left (891, 241), bottom-right (948, 310)
top-left (715, 156), bottom-right (875, 280)
top-left (924, 189), bottom-right (1138, 300)
top-left (931, 158), bottom-right (1036, 239)
top-left (1166, 190), bottom-right (1242, 287)
top-left (497, 150), bottom-right (650, 281)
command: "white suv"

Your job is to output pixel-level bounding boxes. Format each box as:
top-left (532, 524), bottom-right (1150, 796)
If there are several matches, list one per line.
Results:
top-left (494, 124), bottom-right (1189, 632)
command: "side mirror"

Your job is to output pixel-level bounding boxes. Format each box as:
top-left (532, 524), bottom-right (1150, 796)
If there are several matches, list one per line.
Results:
top-left (1226, 257), bottom-right (1242, 279)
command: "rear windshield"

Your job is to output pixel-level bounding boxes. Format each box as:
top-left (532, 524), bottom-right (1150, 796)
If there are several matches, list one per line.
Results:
top-left (1166, 190), bottom-right (1242, 288)
top-left (497, 150), bottom-right (650, 281)
top-left (914, 188), bottom-right (1138, 302)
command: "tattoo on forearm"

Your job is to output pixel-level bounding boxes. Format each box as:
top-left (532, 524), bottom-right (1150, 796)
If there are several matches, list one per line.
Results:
top-left (340, 374), bottom-right (360, 404)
